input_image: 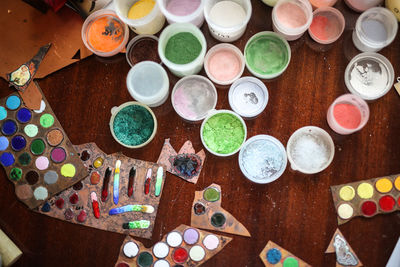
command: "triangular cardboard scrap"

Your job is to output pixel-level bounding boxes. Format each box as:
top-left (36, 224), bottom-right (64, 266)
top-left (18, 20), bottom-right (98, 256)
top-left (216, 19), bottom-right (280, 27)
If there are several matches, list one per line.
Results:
top-left (191, 183), bottom-right (250, 237)
top-left (326, 229), bottom-right (362, 267)
top-left (259, 241), bottom-right (311, 267)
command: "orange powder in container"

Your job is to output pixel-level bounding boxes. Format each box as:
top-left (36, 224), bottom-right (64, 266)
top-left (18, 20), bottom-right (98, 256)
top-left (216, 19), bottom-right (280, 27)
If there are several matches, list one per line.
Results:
top-left (87, 16), bottom-right (125, 53)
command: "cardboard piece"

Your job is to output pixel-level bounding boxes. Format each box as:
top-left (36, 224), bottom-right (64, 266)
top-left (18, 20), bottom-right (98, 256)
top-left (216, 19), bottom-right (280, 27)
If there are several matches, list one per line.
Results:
top-left (326, 229), bottom-right (362, 267)
top-left (157, 138), bottom-right (206, 184)
top-left (259, 241), bottom-right (311, 267)
top-left (191, 183), bottom-right (250, 237)
top-left (114, 224), bottom-right (232, 267)
top-left (19, 82), bottom-right (43, 111)
top-left (330, 174), bottom-right (400, 225)
top-left (0, 89), bottom-right (88, 209)
top-left (37, 143), bottom-right (166, 239)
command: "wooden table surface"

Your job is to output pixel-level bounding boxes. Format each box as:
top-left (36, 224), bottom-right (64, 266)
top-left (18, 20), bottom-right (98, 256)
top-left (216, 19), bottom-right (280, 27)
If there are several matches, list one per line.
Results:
top-left (1, 1), bottom-right (399, 266)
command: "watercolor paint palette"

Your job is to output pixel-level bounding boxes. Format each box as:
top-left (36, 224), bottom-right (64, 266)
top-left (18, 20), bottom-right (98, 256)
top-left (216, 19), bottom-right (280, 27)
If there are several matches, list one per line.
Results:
top-left (326, 229), bottom-right (362, 267)
top-left (330, 174), bottom-right (400, 224)
top-left (157, 138), bottom-right (206, 184)
top-left (114, 224), bottom-right (232, 267)
top-left (0, 91), bottom-right (87, 209)
top-left (259, 241), bottom-right (311, 267)
top-left (191, 183), bottom-right (250, 237)
top-left (37, 143), bottom-right (166, 239)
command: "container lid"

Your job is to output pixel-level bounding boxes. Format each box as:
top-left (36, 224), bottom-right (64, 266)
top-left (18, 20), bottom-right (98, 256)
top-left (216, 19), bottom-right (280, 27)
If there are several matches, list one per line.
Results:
top-left (127, 61), bottom-right (169, 107)
top-left (239, 135), bottom-right (287, 184)
top-left (344, 52), bottom-right (394, 101)
top-left (126, 35), bottom-right (161, 67)
top-left (228, 77), bottom-right (269, 118)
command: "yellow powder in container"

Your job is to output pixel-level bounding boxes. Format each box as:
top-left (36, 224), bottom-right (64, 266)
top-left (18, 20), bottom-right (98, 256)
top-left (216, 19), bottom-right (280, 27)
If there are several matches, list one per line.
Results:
top-left (128, 0), bottom-right (155, 19)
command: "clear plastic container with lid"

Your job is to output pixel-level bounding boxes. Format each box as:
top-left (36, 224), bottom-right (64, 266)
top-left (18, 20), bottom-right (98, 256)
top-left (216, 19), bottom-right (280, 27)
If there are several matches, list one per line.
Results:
top-left (157, 0), bottom-right (205, 27)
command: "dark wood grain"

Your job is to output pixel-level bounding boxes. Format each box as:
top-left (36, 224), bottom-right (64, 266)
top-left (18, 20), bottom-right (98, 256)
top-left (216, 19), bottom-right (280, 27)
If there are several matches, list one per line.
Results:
top-left (1, 1), bottom-right (399, 266)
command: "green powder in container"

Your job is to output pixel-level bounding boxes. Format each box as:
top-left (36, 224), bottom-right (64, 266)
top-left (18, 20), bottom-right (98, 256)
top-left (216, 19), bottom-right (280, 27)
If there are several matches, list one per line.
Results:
top-left (245, 34), bottom-right (289, 76)
top-left (202, 113), bottom-right (245, 154)
top-left (165, 32), bottom-right (202, 64)
top-left (113, 105), bottom-right (154, 147)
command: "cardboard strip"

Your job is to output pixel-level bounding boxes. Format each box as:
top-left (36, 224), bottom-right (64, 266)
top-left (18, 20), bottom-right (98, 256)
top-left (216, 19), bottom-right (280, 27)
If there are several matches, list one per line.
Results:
top-left (326, 229), bottom-right (362, 267)
top-left (259, 241), bottom-right (311, 267)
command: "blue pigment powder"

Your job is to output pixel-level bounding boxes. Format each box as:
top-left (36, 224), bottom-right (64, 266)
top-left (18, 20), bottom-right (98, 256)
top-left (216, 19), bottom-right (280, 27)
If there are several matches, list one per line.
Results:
top-left (0, 106), bottom-right (7, 120)
top-left (112, 105), bottom-right (154, 146)
top-left (6, 95), bottom-right (21, 110)
top-left (17, 108), bottom-right (32, 123)
top-left (0, 136), bottom-right (9, 151)
top-left (1, 120), bottom-right (17, 135)
top-left (266, 248), bottom-right (282, 264)
top-left (0, 152), bottom-right (15, 167)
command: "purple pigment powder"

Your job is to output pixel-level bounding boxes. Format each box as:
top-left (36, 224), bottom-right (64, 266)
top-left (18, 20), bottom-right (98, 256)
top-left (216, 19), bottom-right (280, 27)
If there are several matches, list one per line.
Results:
top-left (166, 0), bottom-right (201, 16)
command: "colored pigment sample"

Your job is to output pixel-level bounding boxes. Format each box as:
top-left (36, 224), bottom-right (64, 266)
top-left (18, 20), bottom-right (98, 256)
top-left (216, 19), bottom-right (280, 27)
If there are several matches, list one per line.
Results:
top-left (41, 202), bottom-right (51, 212)
top-left (167, 0), bottom-right (201, 16)
top-left (116, 263), bottom-right (129, 267)
top-left (379, 195), bottom-right (395, 211)
top-left (208, 49), bottom-right (241, 82)
top-left (112, 105), bottom-right (154, 146)
top-left (24, 124), bottom-right (38, 137)
top-left (18, 152), bottom-right (31, 166)
top-left (189, 245), bottom-right (205, 261)
top-left (173, 247), bottom-right (188, 263)
top-left (33, 186), bottom-right (48, 200)
top-left (40, 114), bottom-right (54, 128)
top-left (51, 147), bottom-right (66, 163)
top-left (25, 171), bottom-right (39, 185)
top-left (167, 232), bottom-right (183, 247)
top-left (90, 171), bottom-right (100, 184)
top-left (123, 241), bottom-right (139, 258)
top-left (127, 37), bottom-right (160, 65)
top-left (34, 100), bottom-right (46, 113)
top-left (16, 108), bottom-right (32, 123)
top-left (2, 120), bottom-right (17, 135)
top-left (173, 155), bottom-right (199, 177)
top-left (153, 242), bottom-right (169, 258)
top-left (87, 15), bottom-right (125, 53)
top-left (203, 187), bottom-right (220, 202)
top-left (128, 0), bottom-right (155, 19)
top-left (211, 212), bottom-right (226, 227)
top-left (31, 139), bottom-right (46, 155)
top-left (309, 0), bottom-right (337, 8)
top-left (128, 62), bottom-right (166, 100)
top-left (202, 113), bottom-right (245, 154)
top-left (77, 210), bottom-right (87, 222)
top-left (337, 203), bottom-right (353, 219)
top-left (276, 2), bottom-right (307, 28)
top-left (69, 192), bottom-right (79, 204)
top-left (183, 228), bottom-right (199, 245)
top-left (357, 182), bottom-right (374, 199)
top-left (154, 260), bottom-right (169, 267)
top-left (245, 34), bottom-right (289, 76)
top-left (0, 152), bottom-right (15, 167)
top-left (9, 168), bottom-right (22, 181)
top-left (61, 163), bottom-right (76, 177)
top-left (93, 157), bottom-right (104, 168)
top-left (266, 248), bottom-right (282, 264)
top-left (362, 19), bottom-right (387, 42)
top-left (395, 176), bottom-right (400, 191)
top-left (165, 32), bottom-right (202, 64)
top-left (375, 178), bottom-right (393, 193)
top-left (80, 150), bottom-right (91, 161)
top-left (35, 156), bottom-right (49, 170)
top-left (361, 200), bottom-right (377, 216)
top-left (73, 181), bottom-right (83, 191)
top-left (15, 184), bottom-right (33, 200)
top-left (0, 136), bottom-right (8, 151)
top-left (309, 12), bottom-right (341, 41)
top-left (11, 135), bottom-right (26, 151)
top-left (0, 106), bottom-right (6, 120)
top-left (283, 257), bottom-right (299, 267)
top-left (64, 208), bottom-right (74, 220)
top-left (46, 129), bottom-right (64, 146)
top-left (55, 198), bottom-right (64, 209)
top-left (44, 171), bottom-right (58, 184)
top-left (209, 1), bottom-right (246, 27)
top-left (194, 202), bottom-right (206, 215)
top-left (6, 95), bottom-right (21, 110)
top-left (203, 234), bottom-right (219, 250)
top-left (339, 185), bottom-right (355, 201)
top-left (333, 103), bottom-right (361, 129)
top-left (137, 252), bottom-right (153, 267)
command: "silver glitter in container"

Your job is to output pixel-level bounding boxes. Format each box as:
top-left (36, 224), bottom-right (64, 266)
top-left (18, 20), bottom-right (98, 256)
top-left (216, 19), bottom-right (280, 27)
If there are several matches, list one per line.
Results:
top-left (333, 234), bottom-right (359, 266)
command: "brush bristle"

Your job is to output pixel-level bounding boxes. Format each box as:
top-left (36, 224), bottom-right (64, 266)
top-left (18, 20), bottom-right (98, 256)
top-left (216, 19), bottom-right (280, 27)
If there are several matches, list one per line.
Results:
top-left (141, 205), bottom-right (154, 213)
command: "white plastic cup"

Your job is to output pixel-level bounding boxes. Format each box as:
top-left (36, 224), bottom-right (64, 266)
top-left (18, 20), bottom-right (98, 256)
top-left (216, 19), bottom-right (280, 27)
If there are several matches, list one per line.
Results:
top-left (126, 35), bottom-right (160, 66)
top-left (352, 7), bottom-right (398, 52)
top-left (157, 0), bottom-right (205, 27)
top-left (204, 0), bottom-right (252, 42)
top-left (344, 0), bottom-right (383, 12)
top-left (115, 0), bottom-right (165, 34)
top-left (126, 61), bottom-right (169, 107)
top-left (158, 23), bottom-right (207, 77)
top-left (272, 0), bottom-right (313, 41)
top-left (286, 126), bottom-right (335, 174)
top-left (327, 94), bottom-right (370, 135)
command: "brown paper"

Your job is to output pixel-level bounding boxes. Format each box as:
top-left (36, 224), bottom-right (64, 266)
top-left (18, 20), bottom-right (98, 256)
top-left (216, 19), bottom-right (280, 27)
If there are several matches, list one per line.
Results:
top-left (326, 229), bottom-right (362, 267)
top-left (259, 241), bottom-right (311, 267)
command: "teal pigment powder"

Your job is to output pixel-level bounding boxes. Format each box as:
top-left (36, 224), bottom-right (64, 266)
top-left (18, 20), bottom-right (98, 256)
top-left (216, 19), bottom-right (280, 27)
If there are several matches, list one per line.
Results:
top-left (112, 105), bottom-right (154, 146)
top-left (165, 32), bottom-right (202, 64)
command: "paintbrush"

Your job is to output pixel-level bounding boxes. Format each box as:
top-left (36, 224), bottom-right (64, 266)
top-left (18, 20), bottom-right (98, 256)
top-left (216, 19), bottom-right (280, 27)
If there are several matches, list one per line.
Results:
top-left (101, 167), bottom-right (112, 202)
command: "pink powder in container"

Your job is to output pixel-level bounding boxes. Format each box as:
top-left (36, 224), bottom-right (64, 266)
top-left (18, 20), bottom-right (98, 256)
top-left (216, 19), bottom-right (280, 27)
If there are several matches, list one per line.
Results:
top-left (309, 0), bottom-right (337, 9)
top-left (166, 0), bottom-right (201, 16)
top-left (158, 0), bottom-right (205, 27)
top-left (308, 7), bottom-right (345, 44)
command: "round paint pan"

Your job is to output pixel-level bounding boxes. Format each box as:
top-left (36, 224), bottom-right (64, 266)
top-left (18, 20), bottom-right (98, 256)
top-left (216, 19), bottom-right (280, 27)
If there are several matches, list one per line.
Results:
top-left (239, 135), bottom-right (287, 184)
top-left (125, 35), bottom-right (161, 66)
top-left (228, 77), bottom-right (269, 119)
top-left (308, 7), bottom-right (345, 44)
top-left (344, 52), bottom-right (394, 101)
top-left (244, 31), bottom-right (291, 79)
top-left (109, 102), bottom-right (157, 149)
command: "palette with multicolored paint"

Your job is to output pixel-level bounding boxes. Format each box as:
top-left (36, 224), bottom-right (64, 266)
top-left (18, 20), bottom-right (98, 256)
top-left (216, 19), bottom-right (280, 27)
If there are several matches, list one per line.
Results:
top-left (114, 224), bottom-right (232, 267)
top-left (191, 183), bottom-right (250, 237)
top-left (0, 91), bottom-right (87, 209)
top-left (37, 143), bottom-right (166, 239)
top-left (331, 174), bottom-right (400, 224)
top-left (259, 241), bottom-right (311, 267)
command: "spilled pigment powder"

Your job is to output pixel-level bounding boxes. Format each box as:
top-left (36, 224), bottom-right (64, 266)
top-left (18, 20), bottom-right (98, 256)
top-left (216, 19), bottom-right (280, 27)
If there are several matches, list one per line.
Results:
top-left (87, 15), bottom-right (125, 53)
top-left (128, 0), bottom-right (155, 19)
top-left (333, 103), bottom-right (361, 129)
top-left (165, 32), bottom-right (202, 64)
top-left (167, 0), bottom-right (201, 16)
top-left (202, 113), bottom-right (245, 155)
top-left (112, 105), bottom-right (154, 146)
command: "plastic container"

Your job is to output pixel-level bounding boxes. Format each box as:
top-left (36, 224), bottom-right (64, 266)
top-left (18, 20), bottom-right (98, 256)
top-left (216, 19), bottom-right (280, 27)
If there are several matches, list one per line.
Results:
top-left (309, 0), bottom-right (338, 9)
top-left (158, 23), bottom-right (207, 77)
top-left (308, 7), bottom-right (345, 44)
top-left (352, 7), bottom-right (398, 52)
top-left (157, 0), bottom-right (205, 27)
top-left (204, 0), bottom-right (252, 42)
top-left (126, 35), bottom-right (161, 66)
top-left (126, 61), bottom-right (169, 107)
top-left (200, 110), bottom-right (247, 157)
top-left (272, 0), bottom-right (313, 41)
top-left (171, 75), bottom-right (217, 122)
top-left (115, 0), bottom-right (165, 34)
top-left (286, 126), bottom-right (335, 174)
top-left (327, 94), bottom-right (370, 135)
top-left (204, 43), bottom-right (245, 85)
top-left (344, 52), bottom-right (394, 101)
top-left (344, 0), bottom-right (383, 12)
top-left (244, 31), bottom-right (291, 79)
top-left (239, 135), bottom-right (287, 184)
top-left (386, 0), bottom-right (400, 22)
top-left (228, 77), bottom-right (269, 119)
top-left (81, 10), bottom-right (129, 57)
top-left (109, 102), bottom-right (157, 148)
top-left (261, 0), bottom-right (278, 6)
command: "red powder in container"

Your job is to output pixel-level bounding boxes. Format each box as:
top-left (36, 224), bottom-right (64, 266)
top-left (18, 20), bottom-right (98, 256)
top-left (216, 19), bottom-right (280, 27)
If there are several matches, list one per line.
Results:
top-left (379, 195), bottom-right (396, 212)
top-left (361, 201), bottom-right (377, 216)
top-left (333, 103), bottom-right (362, 129)
top-left (309, 12), bottom-right (341, 41)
